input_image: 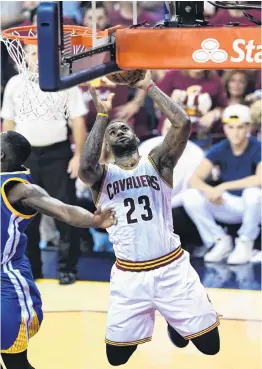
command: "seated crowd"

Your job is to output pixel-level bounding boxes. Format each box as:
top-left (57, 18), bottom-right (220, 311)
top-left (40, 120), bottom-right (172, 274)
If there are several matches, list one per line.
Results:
top-left (1, 1), bottom-right (261, 284)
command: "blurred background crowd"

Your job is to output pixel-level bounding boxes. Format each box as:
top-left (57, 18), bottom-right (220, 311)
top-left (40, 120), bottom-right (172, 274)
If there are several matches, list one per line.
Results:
top-left (1, 1), bottom-right (261, 285)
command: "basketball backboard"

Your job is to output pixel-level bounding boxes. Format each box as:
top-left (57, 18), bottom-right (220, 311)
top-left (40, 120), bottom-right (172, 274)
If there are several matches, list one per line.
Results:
top-left (37, 2), bottom-right (121, 91)
top-left (35, 1), bottom-right (261, 91)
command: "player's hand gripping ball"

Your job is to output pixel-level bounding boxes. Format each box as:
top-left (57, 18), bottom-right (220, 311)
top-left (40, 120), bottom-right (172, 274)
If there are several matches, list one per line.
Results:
top-left (106, 69), bottom-right (146, 86)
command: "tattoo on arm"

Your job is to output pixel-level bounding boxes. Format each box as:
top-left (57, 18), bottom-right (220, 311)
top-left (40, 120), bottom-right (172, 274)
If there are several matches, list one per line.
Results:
top-left (79, 115), bottom-right (109, 186)
top-left (147, 85), bottom-right (191, 181)
top-left (148, 85), bottom-right (190, 131)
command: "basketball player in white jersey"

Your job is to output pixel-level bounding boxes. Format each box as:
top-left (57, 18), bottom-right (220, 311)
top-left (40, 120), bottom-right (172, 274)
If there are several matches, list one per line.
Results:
top-left (79, 71), bottom-right (220, 366)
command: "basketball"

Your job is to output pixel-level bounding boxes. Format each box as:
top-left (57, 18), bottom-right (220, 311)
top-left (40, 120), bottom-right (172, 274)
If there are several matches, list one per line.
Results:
top-left (106, 69), bottom-right (146, 85)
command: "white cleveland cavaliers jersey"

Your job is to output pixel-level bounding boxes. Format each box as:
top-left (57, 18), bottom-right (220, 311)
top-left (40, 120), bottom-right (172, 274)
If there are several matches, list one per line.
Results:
top-left (97, 156), bottom-right (181, 261)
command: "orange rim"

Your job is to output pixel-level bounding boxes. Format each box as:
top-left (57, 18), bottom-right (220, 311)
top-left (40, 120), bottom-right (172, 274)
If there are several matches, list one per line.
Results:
top-left (2, 24), bottom-right (124, 47)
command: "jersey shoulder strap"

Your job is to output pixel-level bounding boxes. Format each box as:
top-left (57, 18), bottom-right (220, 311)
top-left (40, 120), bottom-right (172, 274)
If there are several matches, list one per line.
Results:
top-left (0, 167), bottom-right (36, 219)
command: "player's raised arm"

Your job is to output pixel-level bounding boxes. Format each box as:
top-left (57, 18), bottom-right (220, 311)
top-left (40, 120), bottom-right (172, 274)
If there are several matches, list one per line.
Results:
top-left (130, 71), bottom-right (191, 186)
top-left (78, 86), bottom-right (115, 188)
top-left (7, 183), bottom-right (116, 229)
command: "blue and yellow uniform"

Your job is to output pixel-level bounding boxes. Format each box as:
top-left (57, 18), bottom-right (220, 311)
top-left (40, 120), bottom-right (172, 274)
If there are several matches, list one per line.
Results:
top-left (1, 168), bottom-right (43, 353)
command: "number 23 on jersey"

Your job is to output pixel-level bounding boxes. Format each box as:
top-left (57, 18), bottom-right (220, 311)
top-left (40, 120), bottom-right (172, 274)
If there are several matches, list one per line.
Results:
top-left (124, 195), bottom-right (153, 224)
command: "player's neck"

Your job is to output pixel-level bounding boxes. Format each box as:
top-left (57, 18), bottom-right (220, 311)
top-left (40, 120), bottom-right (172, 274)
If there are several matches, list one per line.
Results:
top-left (114, 150), bottom-right (140, 168)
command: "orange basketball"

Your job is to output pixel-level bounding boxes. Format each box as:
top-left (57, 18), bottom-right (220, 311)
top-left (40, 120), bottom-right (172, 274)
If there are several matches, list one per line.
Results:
top-left (106, 69), bottom-right (146, 85)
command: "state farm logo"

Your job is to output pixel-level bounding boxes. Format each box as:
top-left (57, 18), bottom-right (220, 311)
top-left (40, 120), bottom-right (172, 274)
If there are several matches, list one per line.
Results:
top-left (193, 38), bottom-right (262, 64)
top-left (193, 38), bottom-right (228, 63)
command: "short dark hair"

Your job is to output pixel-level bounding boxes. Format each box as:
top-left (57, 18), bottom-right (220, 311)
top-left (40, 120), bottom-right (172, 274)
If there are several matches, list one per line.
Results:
top-left (107, 119), bottom-right (131, 128)
top-left (223, 70), bottom-right (255, 99)
top-left (2, 131), bottom-right (31, 166)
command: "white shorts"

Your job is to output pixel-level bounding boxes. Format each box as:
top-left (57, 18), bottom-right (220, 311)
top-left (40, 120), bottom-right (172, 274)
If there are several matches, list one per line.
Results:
top-left (105, 249), bottom-right (219, 346)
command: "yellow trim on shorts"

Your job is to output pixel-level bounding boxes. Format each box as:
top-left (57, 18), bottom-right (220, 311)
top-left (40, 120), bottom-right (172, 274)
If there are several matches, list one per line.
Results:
top-left (1, 311), bottom-right (40, 354)
top-left (184, 315), bottom-right (220, 340)
top-left (94, 165), bottom-right (108, 207)
top-left (105, 336), bottom-right (152, 346)
top-left (116, 247), bottom-right (183, 271)
top-left (28, 310), bottom-right (40, 339)
top-left (1, 318), bottom-right (27, 354)
top-left (1, 178), bottom-right (37, 219)
top-left (148, 155), bottom-right (173, 188)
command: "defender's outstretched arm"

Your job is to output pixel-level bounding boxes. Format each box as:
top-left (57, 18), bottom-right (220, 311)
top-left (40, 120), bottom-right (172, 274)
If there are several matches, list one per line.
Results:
top-left (7, 183), bottom-right (116, 229)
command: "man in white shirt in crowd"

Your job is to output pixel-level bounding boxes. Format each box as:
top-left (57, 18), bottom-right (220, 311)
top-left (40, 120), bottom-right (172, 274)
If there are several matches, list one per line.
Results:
top-left (183, 104), bottom-right (261, 265)
top-left (1, 47), bottom-right (88, 284)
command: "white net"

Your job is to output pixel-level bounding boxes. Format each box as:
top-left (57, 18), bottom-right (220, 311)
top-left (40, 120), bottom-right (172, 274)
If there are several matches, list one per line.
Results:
top-left (1, 25), bottom-right (113, 120)
top-left (1, 29), bottom-right (71, 121)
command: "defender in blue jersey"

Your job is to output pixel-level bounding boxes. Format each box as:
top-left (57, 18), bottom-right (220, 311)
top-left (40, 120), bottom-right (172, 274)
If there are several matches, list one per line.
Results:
top-left (0, 131), bottom-right (116, 369)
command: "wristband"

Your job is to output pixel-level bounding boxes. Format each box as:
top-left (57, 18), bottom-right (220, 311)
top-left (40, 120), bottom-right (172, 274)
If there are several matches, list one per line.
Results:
top-left (144, 82), bottom-right (156, 93)
top-left (97, 113), bottom-right (108, 117)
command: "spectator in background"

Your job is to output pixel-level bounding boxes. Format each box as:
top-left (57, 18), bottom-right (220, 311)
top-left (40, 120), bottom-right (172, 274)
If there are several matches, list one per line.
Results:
top-left (15, 2), bottom-right (38, 26)
top-left (21, 2), bottom-right (77, 26)
top-left (108, 1), bottom-right (156, 27)
top-left (183, 104), bottom-right (261, 265)
top-left (223, 70), bottom-right (255, 106)
top-left (62, 1), bottom-right (83, 24)
top-left (211, 69), bottom-right (256, 144)
top-left (82, 1), bottom-right (111, 30)
top-left (1, 1), bottom-right (32, 29)
top-left (1, 45), bottom-right (88, 285)
top-left (158, 70), bottom-right (228, 149)
top-left (210, 8), bottom-right (261, 26)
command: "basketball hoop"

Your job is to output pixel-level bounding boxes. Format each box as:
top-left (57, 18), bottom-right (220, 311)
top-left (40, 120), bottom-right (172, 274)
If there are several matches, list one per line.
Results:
top-left (1, 24), bottom-right (122, 121)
